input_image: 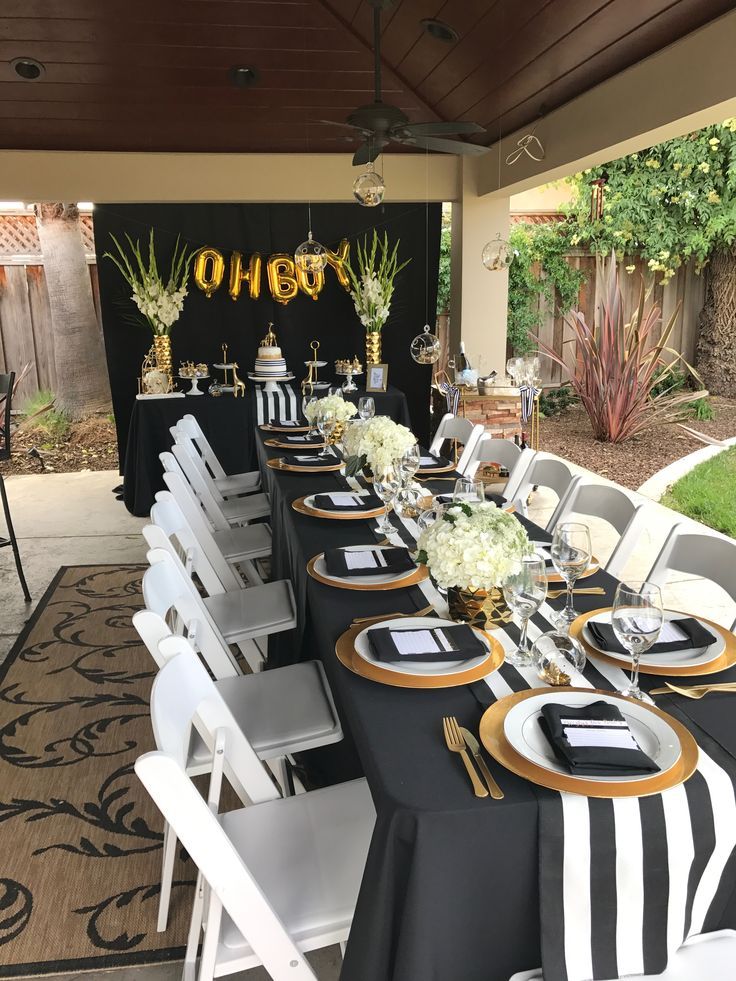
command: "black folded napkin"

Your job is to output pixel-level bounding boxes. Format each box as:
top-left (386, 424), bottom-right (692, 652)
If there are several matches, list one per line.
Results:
top-left (324, 547), bottom-right (415, 578)
top-left (312, 492), bottom-right (383, 512)
top-left (539, 700), bottom-right (659, 777)
top-left (290, 455), bottom-right (338, 468)
top-left (273, 419), bottom-right (305, 428)
top-left (368, 623), bottom-right (487, 663)
top-left (588, 616), bottom-right (717, 656)
top-left (418, 449), bottom-right (452, 469)
top-left (283, 433), bottom-right (322, 444)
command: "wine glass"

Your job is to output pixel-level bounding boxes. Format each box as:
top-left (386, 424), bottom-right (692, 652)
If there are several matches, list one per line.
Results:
top-left (399, 444), bottom-right (421, 481)
top-left (550, 522), bottom-right (592, 629)
top-left (358, 396), bottom-right (375, 420)
top-left (315, 407), bottom-right (336, 458)
top-left (373, 465), bottom-right (401, 536)
top-left (503, 556), bottom-right (548, 666)
top-left (612, 581), bottom-right (663, 703)
top-left (506, 357), bottom-right (523, 385)
top-left (452, 476), bottom-right (484, 503)
top-left (302, 394), bottom-right (317, 434)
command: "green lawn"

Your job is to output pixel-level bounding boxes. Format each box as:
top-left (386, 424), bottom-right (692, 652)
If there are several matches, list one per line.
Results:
top-left (661, 446), bottom-right (736, 537)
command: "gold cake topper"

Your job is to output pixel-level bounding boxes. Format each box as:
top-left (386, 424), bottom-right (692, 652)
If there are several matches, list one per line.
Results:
top-left (261, 322), bottom-right (278, 347)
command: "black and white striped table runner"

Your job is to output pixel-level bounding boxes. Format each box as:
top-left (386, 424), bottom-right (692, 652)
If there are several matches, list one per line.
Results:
top-left (252, 382), bottom-right (300, 425)
top-left (355, 493), bottom-right (736, 981)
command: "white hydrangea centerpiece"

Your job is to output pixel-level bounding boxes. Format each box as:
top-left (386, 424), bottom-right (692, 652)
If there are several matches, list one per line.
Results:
top-left (343, 415), bottom-right (416, 478)
top-left (416, 501), bottom-right (532, 590)
top-left (303, 393), bottom-right (357, 425)
top-left (104, 229), bottom-right (192, 337)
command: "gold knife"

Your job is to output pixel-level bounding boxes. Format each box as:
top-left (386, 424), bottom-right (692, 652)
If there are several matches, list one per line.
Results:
top-left (461, 726), bottom-right (504, 799)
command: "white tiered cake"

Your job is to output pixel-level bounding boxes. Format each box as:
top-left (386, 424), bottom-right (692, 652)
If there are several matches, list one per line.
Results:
top-left (254, 324), bottom-right (287, 377)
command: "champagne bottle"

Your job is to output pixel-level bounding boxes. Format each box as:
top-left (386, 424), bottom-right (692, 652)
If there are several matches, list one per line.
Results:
top-left (456, 341), bottom-right (472, 374)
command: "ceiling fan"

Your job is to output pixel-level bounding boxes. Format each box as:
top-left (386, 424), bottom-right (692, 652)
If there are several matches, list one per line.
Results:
top-left (317, 0), bottom-right (489, 166)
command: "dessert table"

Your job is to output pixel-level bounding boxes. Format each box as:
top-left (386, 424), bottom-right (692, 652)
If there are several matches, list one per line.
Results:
top-left (122, 383), bottom-right (412, 516)
top-left (255, 429), bottom-right (736, 981)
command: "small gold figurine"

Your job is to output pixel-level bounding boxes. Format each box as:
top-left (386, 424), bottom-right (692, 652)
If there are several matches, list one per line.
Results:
top-left (231, 363), bottom-right (246, 398)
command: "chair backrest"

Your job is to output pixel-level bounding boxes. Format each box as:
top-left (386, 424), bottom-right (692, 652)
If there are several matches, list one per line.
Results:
top-left (513, 455), bottom-right (578, 531)
top-left (462, 434), bottom-right (522, 480)
top-left (143, 522), bottom-right (226, 599)
top-left (136, 751), bottom-right (316, 979)
top-left (170, 443), bottom-right (230, 530)
top-left (553, 480), bottom-right (650, 578)
top-left (161, 464), bottom-right (215, 530)
top-left (429, 413), bottom-right (483, 467)
top-left (151, 492), bottom-right (242, 592)
top-left (0, 371), bottom-right (14, 461)
top-left (150, 645), bottom-right (275, 803)
top-left (646, 523), bottom-right (736, 631)
top-left (179, 414), bottom-right (227, 480)
top-left (142, 548), bottom-right (241, 677)
top-left (174, 433), bottom-right (228, 502)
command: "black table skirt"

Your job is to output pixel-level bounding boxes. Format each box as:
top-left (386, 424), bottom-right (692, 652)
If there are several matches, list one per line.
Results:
top-left (123, 395), bottom-right (255, 517)
top-left (255, 430), bottom-right (736, 981)
top-left (341, 384), bottom-right (412, 428)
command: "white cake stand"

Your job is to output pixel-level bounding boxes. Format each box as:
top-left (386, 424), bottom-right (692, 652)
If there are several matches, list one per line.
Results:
top-left (177, 373), bottom-right (209, 396)
top-left (248, 372), bottom-right (295, 394)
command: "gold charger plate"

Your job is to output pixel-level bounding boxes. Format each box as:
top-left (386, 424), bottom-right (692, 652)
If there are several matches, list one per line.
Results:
top-left (307, 552), bottom-right (429, 591)
top-left (417, 462), bottom-right (457, 475)
top-left (267, 457), bottom-right (342, 474)
top-left (570, 608), bottom-right (736, 677)
top-left (335, 618), bottom-right (504, 688)
top-left (479, 687), bottom-right (698, 798)
top-left (264, 437), bottom-right (326, 450)
top-left (545, 557), bottom-right (600, 584)
top-left (260, 423), bottom-right (311, 433)
top-left (292, 495), bottom-right (386, 520)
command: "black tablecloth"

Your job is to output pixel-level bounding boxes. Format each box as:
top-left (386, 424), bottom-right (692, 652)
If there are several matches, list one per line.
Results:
top-left (341, 384), bottom-right (412, 428)
top-left (255, 430), bottom-right (736, 981)
top-left (123, 395), bottom-right (255, 516)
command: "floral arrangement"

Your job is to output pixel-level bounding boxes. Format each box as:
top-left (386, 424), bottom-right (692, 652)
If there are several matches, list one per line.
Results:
top-left (416, 502), bottom-right (532, 590)
top-left (104, 229), bottom-right (192, 336)
top-left (303, 393), bottom-right (357, 425)
top-left (346, 231), bottom-right (410, 333)
top-left (343, 415), bottom-right (416, 477)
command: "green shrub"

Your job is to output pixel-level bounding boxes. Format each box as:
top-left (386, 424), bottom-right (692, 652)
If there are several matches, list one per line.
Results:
top-left (18, 389), bottom-right (70, 441)
top-left (687, 397), bottom-right (715, 422)
top-left (539, 385), bottom-right (578, 417)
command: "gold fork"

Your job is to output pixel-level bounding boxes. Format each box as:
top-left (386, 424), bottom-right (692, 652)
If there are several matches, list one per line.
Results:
top-left (649, 681), bottom-right (736, 698)
top-left (351, 604), bottom-right (435, 625)
top-left (547, 587), bottom-right (606, 599)
top-left (443, 716), bottom-right (488, 798)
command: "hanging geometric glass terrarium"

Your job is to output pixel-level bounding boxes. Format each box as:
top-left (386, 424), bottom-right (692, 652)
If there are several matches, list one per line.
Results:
top-left (353, 170), bottom-right (385, 208)
top-left (295, 231), bottom-right (327, 273)
top-left (481, 233), bottom-right (513, 271)
top-left (410, 324), bottom-right (441, 365)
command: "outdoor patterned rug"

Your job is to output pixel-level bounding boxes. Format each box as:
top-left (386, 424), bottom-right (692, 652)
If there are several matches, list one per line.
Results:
top-left (0, 566), bottom-right (193, 976)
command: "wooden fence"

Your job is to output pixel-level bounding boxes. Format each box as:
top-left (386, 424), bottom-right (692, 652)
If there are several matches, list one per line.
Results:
top-left (532, 253), bottom-right (705, 386)
top-left (0, 262), bottom-right (101, 404)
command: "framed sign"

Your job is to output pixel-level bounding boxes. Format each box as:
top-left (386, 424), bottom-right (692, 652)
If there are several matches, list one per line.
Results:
top-left (366, 363), bottom-right (389, 392)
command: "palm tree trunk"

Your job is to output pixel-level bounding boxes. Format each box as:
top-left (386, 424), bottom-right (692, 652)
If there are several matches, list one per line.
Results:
top-left (696, 246), bottom-right (736, 397)
top-left (34, 203), bottom-right (111, 419)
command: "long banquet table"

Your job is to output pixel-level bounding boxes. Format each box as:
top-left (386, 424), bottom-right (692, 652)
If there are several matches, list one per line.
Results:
top-left (255, 429), bottom-right (736, 981)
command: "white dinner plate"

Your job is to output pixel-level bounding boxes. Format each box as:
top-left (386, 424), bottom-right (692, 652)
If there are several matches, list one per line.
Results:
top-left (303, 493), bottom-right (381, 518)
top-left (355, 616), bottom-right (491, 677)
top-left (583, 609), bottom-right (725, 670)
top-left (503, 690), bottom-right (682, 783)
top-left (314, 546), bottom-right (418, 587)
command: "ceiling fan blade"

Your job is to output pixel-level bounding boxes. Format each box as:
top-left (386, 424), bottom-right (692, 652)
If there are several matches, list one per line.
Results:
top-left (313, 118), bottom-right (361, 131)
top-left (397, 134), bottom-right (490, 155)
top-left (352, 141), bottom-right (382, 166)
top-left (400, 121), bottom-right (486, 137)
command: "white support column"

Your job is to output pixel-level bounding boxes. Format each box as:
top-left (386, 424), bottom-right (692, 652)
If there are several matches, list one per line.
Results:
top-left (450, 158), bottom-right (510, 376)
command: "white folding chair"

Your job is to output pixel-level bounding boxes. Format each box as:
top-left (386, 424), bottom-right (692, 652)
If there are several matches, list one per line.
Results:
top-left (132, 626), bottom-right (342, 931)
top-left (552, 480), bottom-right (650, 578)
top-left (176, 414), bottom-right (261, 497)
top-left (429, 412), bottom-right (484, 471)
top-left (646, 523), bottom-right (736, 631)
top-left (136, 654), bottom-right (374, 981)
top-left (461, 433), bottom-right (531, 495)
top-left (143, 546), bottom-right (296, 671)
top-left (173, 421), bottom-right (263, 503)
top-left (509, 930), bottom-right (736, 980)
top-left (511, 454), bottom-right (578, 530)
top-left (170, 443), bottom-right (270, 528)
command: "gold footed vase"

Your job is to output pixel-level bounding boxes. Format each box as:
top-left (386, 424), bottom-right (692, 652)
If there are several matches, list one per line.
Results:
top-left (365, 330), bottom-right (382, 365)
top-left (327, 421), bottom-right (346, 446)
top-left (153, 334), bottom-right (173, 379)
top-left (447, 585), bottom-right (513, 630)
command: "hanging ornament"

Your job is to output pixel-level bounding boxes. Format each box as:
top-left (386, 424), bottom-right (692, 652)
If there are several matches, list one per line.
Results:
top-left (589, 174), bottom-right (607, 222)
top-left (294, 230), bottom-right (326, 273)
top-left (353, 169), bottom-right (385, 207)
top-left (410, 324), bottom-right (441, 365)
top-left (481, 233), bottom-right (513, 272)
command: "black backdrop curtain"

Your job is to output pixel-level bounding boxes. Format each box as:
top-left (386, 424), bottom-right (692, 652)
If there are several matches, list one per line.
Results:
top-left (94, 202), bottom-right (441, 466)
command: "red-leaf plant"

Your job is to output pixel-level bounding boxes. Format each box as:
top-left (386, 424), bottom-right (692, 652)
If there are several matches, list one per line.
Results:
top-left (538, 255), bottom-right (706, 443)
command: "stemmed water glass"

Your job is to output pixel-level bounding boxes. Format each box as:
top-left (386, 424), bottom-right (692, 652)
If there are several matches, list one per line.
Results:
top-left (550, 522), bottom-right (592, 630)
top-left (503, 555), bottom-right (548, 666)
top-left (612, 581), bottom-right (663, 704)
top-left (358, 396), bottom-right (375, 421)
top-left (373, 464), bottom-right (401, 536)
top-left (302, 394), bottom-right (318, 435)
top-left (315, 408), bottom-right (336, 458)
top-left (399, 444), bottom-right (421, 482)
top-left (452, 476), bottom-right (484, 503)
top-left (506, 357), bottom-right (523, 385)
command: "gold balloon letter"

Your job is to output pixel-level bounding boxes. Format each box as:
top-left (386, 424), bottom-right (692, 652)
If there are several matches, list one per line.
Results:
top-left (324, 238), bottom-right (351, 290)
top-left (194, 247), bottom-right (225, 299)
top-left (296, 264), bottom-right (324, 300)
top-left (229, 251), bottom-right (262, 300)
top-left (267, 254), bottom-right (299, 304)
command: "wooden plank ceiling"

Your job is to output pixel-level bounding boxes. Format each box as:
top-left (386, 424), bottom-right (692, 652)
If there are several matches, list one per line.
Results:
top-left (0, 0), bottom-right (733, 154)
